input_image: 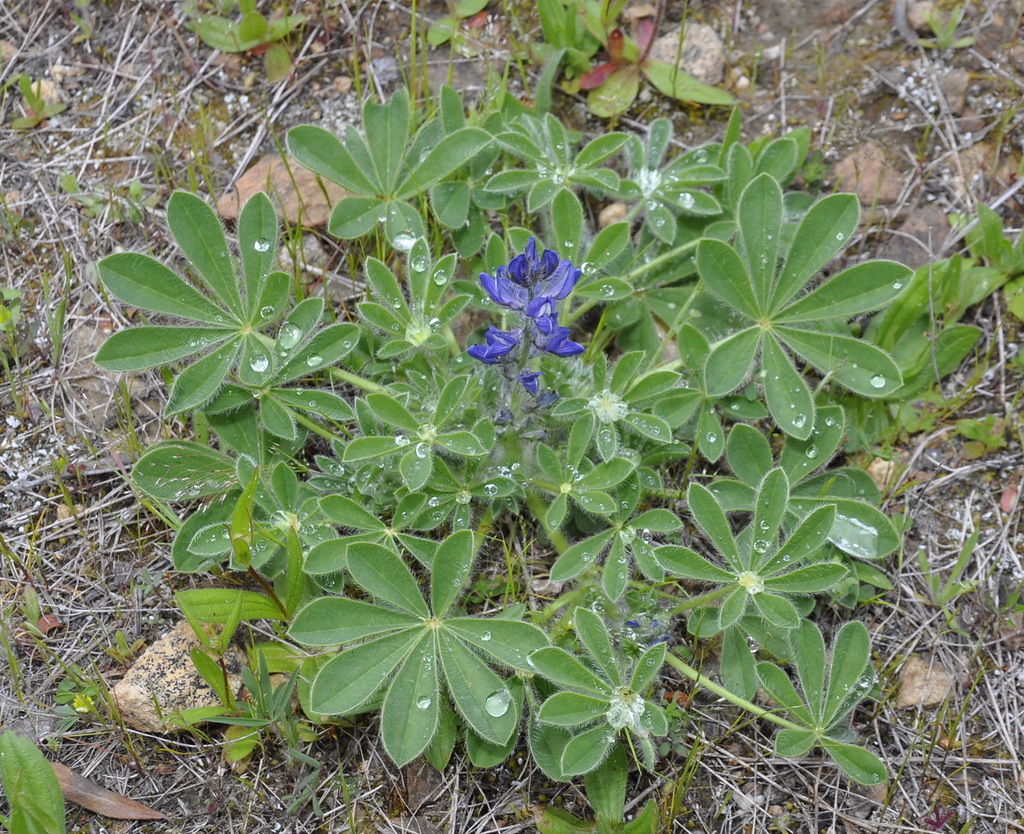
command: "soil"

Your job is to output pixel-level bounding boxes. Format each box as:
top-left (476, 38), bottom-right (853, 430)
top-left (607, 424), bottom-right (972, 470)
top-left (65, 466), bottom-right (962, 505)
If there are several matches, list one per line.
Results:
top-left (2, 1), bottom-right (1023, 832)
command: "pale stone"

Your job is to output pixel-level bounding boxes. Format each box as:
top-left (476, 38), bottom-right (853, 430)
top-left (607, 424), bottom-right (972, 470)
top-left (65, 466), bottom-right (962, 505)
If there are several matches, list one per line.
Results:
top-left (647, 23), bottom-right (727, 85)
top-left (834, 141), bottom-right (903, 205)
top-left (896, 655), bottom-right (954, 708)
top-left (217, 154), bottom-right (347, 228)
top-left (110, 621), bottom-right (244, 732)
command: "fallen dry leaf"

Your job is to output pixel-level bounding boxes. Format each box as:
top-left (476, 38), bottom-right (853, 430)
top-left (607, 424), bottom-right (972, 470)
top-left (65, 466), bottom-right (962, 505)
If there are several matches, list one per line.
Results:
top-left (52, 762), bottom-right (166, 820)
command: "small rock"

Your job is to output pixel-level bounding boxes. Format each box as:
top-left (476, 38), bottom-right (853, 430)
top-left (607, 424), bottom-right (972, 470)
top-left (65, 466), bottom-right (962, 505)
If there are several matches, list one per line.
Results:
top-left (833, 141), bottom-right (903, 205)
top-left (878, 205), bottom-right (950, 268)
top-left (939, 69), bottom-right (969, 115)
top-left (907, 1), bottom-right (936, 31)
top-left (217, 154), bottom-right (347, 228)
top-left (598, 201), bottom-right (628, 228)
top-left (647, 23), bottom-right (726, 85)
top-left (866, 457), bottom-right (899, 493)
top-left (110, 621), bottom-right (244, 733)
top-left (0, 39), bottom-right (17, 62)
top-left (896, 655), bottom-right (954, 708)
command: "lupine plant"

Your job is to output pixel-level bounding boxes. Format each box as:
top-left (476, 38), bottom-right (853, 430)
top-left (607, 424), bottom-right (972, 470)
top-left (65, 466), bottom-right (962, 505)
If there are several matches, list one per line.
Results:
top-left (90, 86), bottom-right (955, 824)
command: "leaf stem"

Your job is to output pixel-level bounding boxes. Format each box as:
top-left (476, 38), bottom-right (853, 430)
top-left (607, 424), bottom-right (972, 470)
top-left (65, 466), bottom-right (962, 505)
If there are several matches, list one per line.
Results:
top-left (664, 650), bottom-right (805, 732)
top-left (326, 366), bottom-right (388, 394)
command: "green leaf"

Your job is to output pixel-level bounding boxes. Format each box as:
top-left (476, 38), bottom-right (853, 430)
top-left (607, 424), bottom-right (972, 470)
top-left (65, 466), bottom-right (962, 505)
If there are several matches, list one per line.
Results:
top-left (696, 239), bottom-right (760, 319)
top-left (587, 65), bottom-right (641, 118)
top-left (760, 505), bottom-right (835, 573)
top-left (438, 632), bottom-right (517, 744)
top-left (720, 625), bottom-right (758, 700)
top-left (430, 530), bottom-right (475, 618)
top-left (290, 597), bottom-right (419, 644)
top-left (329, 196), bottom-right (381, 238)
top-left (822, 621), bottom-right (872, 726)
top-left (399, 447), bottom-right (432, 491)
top-left (725, 424), bottom-right (773, 485)
top-left (319, 494), bottom-right (388, 530)
top-left (586, 222), bottom-right (630, 268)
top-left (762, 335), bottom-right (814, 439)
top-left (234, 192), bottom-right (276, 319)
top-left (752, 592), bottom-right (800, 628)
top-left (166, 339), bottom-right (240, 414)
top-left (400, 127), bottom-right (493, 198)
top-left (175, 589), bottom-right (285, 622)
top-left (764, 563), bottom-right (848, 594)
top-left (99, 252), bottom-right (231, 324)
top-left (772, 193), bottom-right (859, 310)
top-left (560, 725), bottom-right (615, 776)
top-left (655, 545), bottom-right (733, 583)
top-left (431, 180), bottom-right (470, 228)
top-left (0, 731), bottom-right (64, 834)
top-left (737, 173), bottom-right (782, 309)
top-left (821, 741), bottom-right (886, 786)
top-left (775, 728), bottom-right (816, 757)
top-left (446, 619), bottom-right (550, 671)
top-left (705, 327), bottom-right (761, 396)
top-left (778, 260), bottom-right (912, 323)
top-left (310, 630), bottom-right (419, 715)
top-left (167, 191), bottom-right (243, 316)
top-left (642, 59), bottom-right (734, 105)
top-left (343, 436), bottom-right (403, 462)
top-left (366, 393), bottom-right (419, 432)
top-left (752, 469), bottom-right (789, 555)
top-left (132, 442), bottom-right (235, 501)
top-left (574, 608), bottom-right (621, 686)
top-left (585, 745), bottom-right (629, 823)
top-left (756, 661), bottom-right (813, 726)
top-left (629, 642), bottom-right (666, 693)
top-left (774, 327), bottom-right (902, 397)
top-left (529, 647), bottom-right (612, 696)
top-left (95, 326), bottom-right (234, 371)
top-left (538, 691), bottom-right (610, 727)
top-left (287, 125), bottom-right (379, 194)
top-left (347, 543), bottom-right (430, 618)
top-left (381, 632), bottom-right (439, 766)
top-left (686, 482), bottom-right (742, 569)
top-left (622, 413), bottom-right (672, 443)
top-left (551, 530), bottom-right (615, 581)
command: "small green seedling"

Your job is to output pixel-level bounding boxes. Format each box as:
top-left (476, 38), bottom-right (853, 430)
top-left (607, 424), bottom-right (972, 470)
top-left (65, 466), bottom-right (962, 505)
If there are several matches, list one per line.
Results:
top-left (427, 0), bottom-right (490, 54)
top-left (919, 4), bottom-right (975, 49)
top-left (8, 74), bottom-right (67, 129)
top-left (184, 0), bottom-right (307, 82)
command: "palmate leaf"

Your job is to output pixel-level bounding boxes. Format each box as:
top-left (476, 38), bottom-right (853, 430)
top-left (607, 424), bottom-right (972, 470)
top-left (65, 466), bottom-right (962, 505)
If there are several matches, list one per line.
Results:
top-left (98, 252), bottom-right (231, 324)
top-left (96, 326), bottom-right (235, 371)
top-left (166, 339), bottom-right (240, 414)
top-left (167, 191), bottom-right (244, 317)
top-left (736, 172), bottom-right (782, 309)
top-left (381, 632), bottom-right (439, 765)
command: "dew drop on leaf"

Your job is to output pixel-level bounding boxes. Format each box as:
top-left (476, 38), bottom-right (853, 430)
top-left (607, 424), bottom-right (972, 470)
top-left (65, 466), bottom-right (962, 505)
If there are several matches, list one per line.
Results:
top-left (416, 696), bottom-right (432, 710)
top-left (254, 237), bottom-right (271, 253)
top-left (249, 355), bottom-right (269, 373)
top-left (305, 354), bottom-right (323, 367)
top-left (869, 374), bottom-right (886, 389)
top-left (484, 688), bottom-right (511, 717)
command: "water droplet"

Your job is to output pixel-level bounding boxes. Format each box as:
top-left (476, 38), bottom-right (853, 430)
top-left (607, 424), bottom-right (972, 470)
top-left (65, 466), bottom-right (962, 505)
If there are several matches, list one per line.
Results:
top-left (484, 688), bottom-right (511, 717)
top-left (455, 490), bottom-right (471, 505)
top-left (679, 192), bottom-right (695, 209)
top-left (249, 355), bottom-right (269, 373)
top-left (601, 284), bottom-right (614, 298)
top-left (254, 237), bottom-right (271, 253)
top-left (482, 483), bottom-right (498, 497)
top-left (306, 354), bottom-right (323, 367)
top-left (753, 539), bottom-right (769, 555)
top-left (395, 435), bottom-right (411, 447)
top-left (869, 374), bottom-right (886, 389)
top-left (259, 305), bottom-right (274, 319)
top-left (481, 631), bottom-right (492, 642)
top-left (427, 496), bottom-right (440, 507)
top-left (892, 280), bottom-right (903, 290)
top-left (432, 269), bottom-right (447, 286)
top-left (640, 528), bottom-right (653, 544)
top-left (411, 255), bottom-right (429, 272)
top-left (393, 232), bottom-right (417, 252)
top-left (806, 445), bottom-right (819, 459)
top-left (416, 696), bottom-right (432, 710)
top-left (705, 432), bottom-right (717, 444)
top-left (792, 414), bottom-right (807, 430)
top-left (835, 232), bottom-right (845, 241)
top-left (278, 323), bottom-right (302, 349)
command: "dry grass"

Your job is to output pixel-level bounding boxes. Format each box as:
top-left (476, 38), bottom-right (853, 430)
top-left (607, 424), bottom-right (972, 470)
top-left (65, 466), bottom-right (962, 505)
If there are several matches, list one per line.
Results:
top-left (2, 0), bottom-right (1023, 832)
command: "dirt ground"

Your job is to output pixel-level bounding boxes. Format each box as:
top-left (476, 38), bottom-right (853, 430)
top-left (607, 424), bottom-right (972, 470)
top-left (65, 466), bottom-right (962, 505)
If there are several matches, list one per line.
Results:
top-left (2, 0), bottom-right (1024, 832)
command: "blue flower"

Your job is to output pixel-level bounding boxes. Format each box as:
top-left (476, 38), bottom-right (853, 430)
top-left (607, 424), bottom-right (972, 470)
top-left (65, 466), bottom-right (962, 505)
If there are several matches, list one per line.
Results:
top-left (516, 371), bottom-right (543, 394)
top-left (479, 238), bottom-right (581, 314)
top-left (534, 313), bottom-right (584, 357)
top-left (466, 326), bottom-right (522, 364)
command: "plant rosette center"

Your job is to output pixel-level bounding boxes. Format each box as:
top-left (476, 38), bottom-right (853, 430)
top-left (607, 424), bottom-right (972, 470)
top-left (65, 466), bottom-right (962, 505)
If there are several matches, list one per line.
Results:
top-left (606, 689), bottom-right (646, 731)
top-left (587, 389), bottom-right (629, 423)
top-left (737, 571), bottom-right (765, 594)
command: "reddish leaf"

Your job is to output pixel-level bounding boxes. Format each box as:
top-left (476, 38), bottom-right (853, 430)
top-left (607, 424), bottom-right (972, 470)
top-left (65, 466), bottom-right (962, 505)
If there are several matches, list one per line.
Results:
top-left (580, 61), bottom-right (619, 90)
top-left (607, 28), bottom-right (625, 63)
top-left (466, 11), bottom-right (488, 28)
top-left (52, 763), bottom-right (166, 820)
top-left (634, 17), bottom-right (655, 53)
top-left (37, 615), bottom-right (62, 635)
top-left (1001, 484), bottom-right (1018, 514)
